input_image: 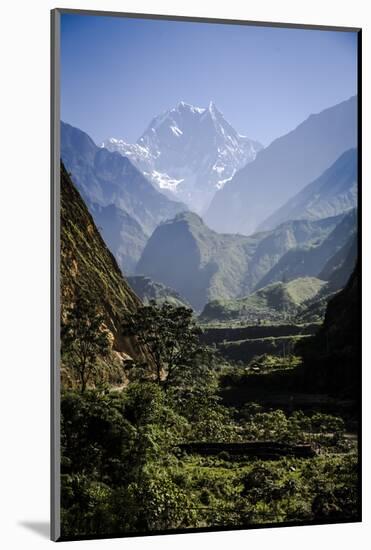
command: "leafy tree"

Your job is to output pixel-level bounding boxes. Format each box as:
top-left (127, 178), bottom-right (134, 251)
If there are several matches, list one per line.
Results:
top-left (122, 301), bottom-right (212, 391)
top-left (61, 290), bottom-right (110, 392)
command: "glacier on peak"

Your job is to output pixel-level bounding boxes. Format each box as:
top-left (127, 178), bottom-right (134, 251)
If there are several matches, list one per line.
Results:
top-left (101, 101), bottom-right (263, 213)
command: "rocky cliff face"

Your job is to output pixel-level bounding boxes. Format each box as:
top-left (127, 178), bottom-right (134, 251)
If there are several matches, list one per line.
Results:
top-left (60, 162), bottom-right (150, 364)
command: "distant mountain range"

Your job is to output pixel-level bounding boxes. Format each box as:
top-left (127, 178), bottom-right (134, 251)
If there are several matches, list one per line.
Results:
top-left (102, 101), bottom-right (262, 213)
top-left (127, 275), bottom-right (190, 308)
top-left (136, 211), bottom-right (257, 311)
top-left (259, 148), bottom-right (357, 231)
top-left (135, 210), bottom-right (352, 311)
top-left (88, 203), bottom-right (148, 275)
top-left (61, 121), bottom-right (187, 273)
top-left (205, 96), bottom-right (357, 234)
top-left (61, 95), bottom-right (358, 300)
top-left (199, 224), bottom-right (357, 325)
top-left (256, 209), bottom-right (357, 289)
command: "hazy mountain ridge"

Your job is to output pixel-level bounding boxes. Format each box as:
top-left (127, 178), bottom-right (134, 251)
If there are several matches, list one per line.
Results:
top-left (259, 148), bottom-right (357, 230)
top-left (136, 211), bottom-right (344, 311)
top-left (61, 121), bottom-right (188, 273)
top-left (127, 275), bottom-right (191, 308)
top-left (201, 232), bottom-right (358, 324)
top-left (136, 211), bottom-right (259, 311)
top-left (89, 202), bottom-right (149, 275)
top-left (102, 101), bottom-right (263, 213)
top-left (256, 209), bottom-right (357, 289)
top-left (205, 96), bottom-right (357, 234)
top-left (241, 215), bottom-right (342, 295)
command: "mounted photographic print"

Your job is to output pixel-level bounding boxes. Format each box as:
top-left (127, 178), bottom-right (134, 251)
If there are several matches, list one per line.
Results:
top-left (51, 8), bottom-right (361, 541)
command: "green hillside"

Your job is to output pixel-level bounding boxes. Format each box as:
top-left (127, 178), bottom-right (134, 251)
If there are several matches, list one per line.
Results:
top-left (136, 211), bottom-right (339, 311)
top-left (200, 277), bottom-right (327, 323)
top-left (257, 209), bottom-right (357, 289)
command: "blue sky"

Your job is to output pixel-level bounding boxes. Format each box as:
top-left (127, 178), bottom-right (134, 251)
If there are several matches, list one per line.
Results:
top-left (61, 13), bottom-right (358, 147)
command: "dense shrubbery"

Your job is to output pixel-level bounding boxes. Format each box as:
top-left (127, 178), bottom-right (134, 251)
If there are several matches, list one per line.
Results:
top-left (61, 384), bottom-right (190, 535)
top-left (60, 301), bottom-right (359, 538)
top-left (61, 381), bottom-right (358, 537)
top-left (61, 386), bottom-right (358, 536)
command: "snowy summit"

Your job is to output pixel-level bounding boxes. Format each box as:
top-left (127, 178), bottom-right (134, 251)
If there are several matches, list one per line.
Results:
top-left (102, 101), bottom-right (263, 213)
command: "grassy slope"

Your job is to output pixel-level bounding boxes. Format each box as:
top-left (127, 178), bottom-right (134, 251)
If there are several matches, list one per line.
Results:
top-left (200, 277), bottom-right (327, 323)
top-left (137, 212), bottom-right (260, 311)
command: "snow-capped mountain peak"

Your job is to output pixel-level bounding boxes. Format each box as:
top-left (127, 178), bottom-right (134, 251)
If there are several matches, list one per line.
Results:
top-left (176, 100), bottom-right (206, 114)
top-left (208, 100), bottom-right (217, 116)
top-left (102, 101), bottom-right (263, 213)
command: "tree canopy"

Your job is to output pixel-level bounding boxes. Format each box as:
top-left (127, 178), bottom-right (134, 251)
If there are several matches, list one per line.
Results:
top-left (61, 290), bottom-right (110, 392)
top-left (122, 301), bottom-right (212, 391)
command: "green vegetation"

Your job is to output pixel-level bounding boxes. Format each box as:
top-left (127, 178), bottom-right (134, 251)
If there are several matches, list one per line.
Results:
top-left (61, 383), bottom-right (358, 537)
top-left (61, 293), bottom-right (359, 537)
top-left (200, 277), bottom-right (326, 324)
top-left (59, 162), bottom-right (359, 538)
top-left (61, 290), bottom-right (110, 393)
top-left (257, 209), bottom-right (357, 289)
top-left (122, 301), bottom-right (212, 391)
top-left (136, 211), bottom-right (342, 311)
top-left (217, 335), bottom-right (309, 364)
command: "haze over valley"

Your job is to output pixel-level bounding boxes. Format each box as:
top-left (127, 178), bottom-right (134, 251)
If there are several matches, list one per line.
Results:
top-left (61, 95), bottom-right (358, 315)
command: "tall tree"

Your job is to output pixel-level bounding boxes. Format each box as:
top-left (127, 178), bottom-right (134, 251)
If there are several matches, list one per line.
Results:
top-left (122, 301), bottom-right (211, 391)
top-left (61, 290), bottom-right (110, 392)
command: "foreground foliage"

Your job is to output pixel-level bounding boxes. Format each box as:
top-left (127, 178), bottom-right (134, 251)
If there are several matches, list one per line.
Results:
top-left (61, 384), bottom-right (358, 537)
top-left (61, 299), bottom-right (359, 538)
